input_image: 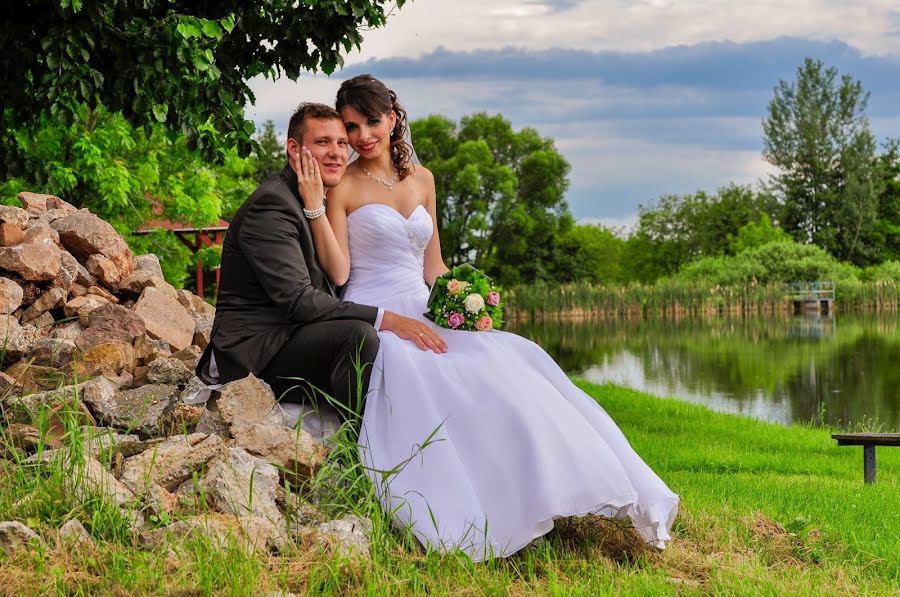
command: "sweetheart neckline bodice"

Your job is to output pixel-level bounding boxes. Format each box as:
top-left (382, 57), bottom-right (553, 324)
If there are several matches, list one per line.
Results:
top-left (347, 202), bottom-right (428, 222)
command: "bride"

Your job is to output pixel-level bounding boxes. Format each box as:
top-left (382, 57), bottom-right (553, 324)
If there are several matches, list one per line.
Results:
top-left (292, 74), bottom-right (679, 560)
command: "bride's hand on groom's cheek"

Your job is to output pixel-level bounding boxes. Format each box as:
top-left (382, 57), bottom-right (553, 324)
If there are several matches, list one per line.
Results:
top-left (380, 312), bottom-right (448, 354)
top-left (292, 146), bottom-right (324, 209)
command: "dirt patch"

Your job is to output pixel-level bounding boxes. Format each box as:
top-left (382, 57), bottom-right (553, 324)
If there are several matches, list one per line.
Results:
top-left (746, 511), bottom-right (829, 566)
top-left (549, 514), bottom-right (656, 565)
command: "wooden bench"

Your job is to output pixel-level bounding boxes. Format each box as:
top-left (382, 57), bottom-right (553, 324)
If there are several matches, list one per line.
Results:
top-left (832, 433), bottom-right (900, 484)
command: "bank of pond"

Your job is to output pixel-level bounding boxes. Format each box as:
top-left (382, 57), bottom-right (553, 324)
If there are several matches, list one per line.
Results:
top-left (508, 311), bottom-right (900, 432)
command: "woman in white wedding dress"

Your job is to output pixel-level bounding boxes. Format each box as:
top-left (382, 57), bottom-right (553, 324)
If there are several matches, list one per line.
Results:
top-left (296, 74), bottom-right (679, 561)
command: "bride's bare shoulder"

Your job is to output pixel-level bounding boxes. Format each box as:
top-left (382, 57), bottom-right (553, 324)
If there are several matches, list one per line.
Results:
top-left (412, 163), bottom-right (433, 178)
top-left (410, 164), bottom-right (434, 186)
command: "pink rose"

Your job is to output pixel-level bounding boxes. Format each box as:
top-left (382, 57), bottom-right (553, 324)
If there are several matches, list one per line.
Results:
top-left (475, 315), bottom-right (493, 331)
top-left (447, 312), bottom-right (465, 329)
top-left (486, 291), bottom-right (500, 307)
top-left (447, 279), bottom-right (468, 296)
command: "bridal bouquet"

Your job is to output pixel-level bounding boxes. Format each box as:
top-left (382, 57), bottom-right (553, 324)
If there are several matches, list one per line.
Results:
top-left (426, 263), bottom-right (504, 331)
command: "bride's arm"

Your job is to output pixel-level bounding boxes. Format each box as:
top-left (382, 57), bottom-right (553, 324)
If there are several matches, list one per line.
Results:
top-left (421, 167), bottom-right (450, 287)
top-left (293, 148), bottom-right (351, 286)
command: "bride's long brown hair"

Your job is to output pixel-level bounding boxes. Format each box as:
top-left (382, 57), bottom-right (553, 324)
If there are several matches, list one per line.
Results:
top-left (336, 74), bottom-right (415, 181)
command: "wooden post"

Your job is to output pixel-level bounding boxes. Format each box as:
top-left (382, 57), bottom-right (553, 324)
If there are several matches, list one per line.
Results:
top-left (195, 231), bottom-right (204, 299)
top-left (864, 445), bottom-right (876, 484)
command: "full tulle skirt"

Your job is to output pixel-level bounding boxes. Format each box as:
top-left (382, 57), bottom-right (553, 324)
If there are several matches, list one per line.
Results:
top-left (354, 292), bottom-right (679, 561)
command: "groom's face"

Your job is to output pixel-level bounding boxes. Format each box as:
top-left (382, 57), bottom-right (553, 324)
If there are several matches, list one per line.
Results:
top-left (300, 117), bottom-right (349, 188)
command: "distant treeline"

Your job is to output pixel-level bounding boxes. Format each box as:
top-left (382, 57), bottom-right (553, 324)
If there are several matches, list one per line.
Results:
top-left (1, 58), bottom-right (897, 308)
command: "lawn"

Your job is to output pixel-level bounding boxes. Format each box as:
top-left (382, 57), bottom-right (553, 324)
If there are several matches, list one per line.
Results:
top-left (1, 381), bottom-right (897, 595)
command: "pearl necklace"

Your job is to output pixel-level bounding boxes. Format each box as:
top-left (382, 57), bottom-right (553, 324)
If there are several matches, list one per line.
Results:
top-left (362, 166), bottom-right (399, 191)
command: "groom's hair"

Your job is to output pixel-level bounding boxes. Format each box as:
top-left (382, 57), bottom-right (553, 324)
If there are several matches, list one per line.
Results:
top-left (287, 103), bottom-right (342, 141)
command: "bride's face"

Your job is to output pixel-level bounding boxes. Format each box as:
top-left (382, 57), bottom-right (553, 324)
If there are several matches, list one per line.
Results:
top-left (341, 105), bottom-right (397, 161)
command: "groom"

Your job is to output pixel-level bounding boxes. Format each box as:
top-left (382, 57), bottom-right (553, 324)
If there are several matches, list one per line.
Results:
top-left (196, 103), bottom-right (444, 414)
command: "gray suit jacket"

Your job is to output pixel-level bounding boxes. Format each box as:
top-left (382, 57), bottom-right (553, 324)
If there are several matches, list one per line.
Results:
top-left (196, 164), bottom-right (378, 384)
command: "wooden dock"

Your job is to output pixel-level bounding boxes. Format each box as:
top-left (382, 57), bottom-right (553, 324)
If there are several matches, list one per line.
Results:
top-left (785, 281), bottom-right (835, 315)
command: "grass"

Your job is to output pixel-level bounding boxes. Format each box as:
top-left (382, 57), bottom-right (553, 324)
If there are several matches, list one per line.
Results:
top-left (1, 381), bottom-right (898, 595)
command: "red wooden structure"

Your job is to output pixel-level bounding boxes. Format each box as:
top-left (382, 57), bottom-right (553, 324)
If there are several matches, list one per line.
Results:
top-left (133, 216), bottom-right (229, 299)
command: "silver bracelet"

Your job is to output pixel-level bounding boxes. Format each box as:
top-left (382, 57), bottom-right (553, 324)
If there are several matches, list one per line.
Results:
top-left (303, 202), bottom-right (326, 220)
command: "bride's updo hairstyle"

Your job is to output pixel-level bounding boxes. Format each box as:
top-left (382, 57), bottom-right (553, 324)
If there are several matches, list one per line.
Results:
top-left (336, 74), bottom-right (415, 181)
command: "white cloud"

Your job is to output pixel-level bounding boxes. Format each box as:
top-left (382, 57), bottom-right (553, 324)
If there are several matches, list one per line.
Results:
top-left (345, 0), bottom-right (900, 63)
top-left (246, 3), bottom-right (900, 222)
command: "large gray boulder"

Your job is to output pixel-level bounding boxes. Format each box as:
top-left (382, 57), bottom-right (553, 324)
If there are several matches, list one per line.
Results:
top-left (134, 253), bottom-right (164, 278)
top-left (139, 513), bottom-right (278, 554)
top-left (87, 384), bottom-right (178, 437)
top-left (196, 374), bottom-right (283, 438)
top-left (119, 432), bottom-right (225, 493)
top-left (199, 447), bottom-right (284, 527)
top-left (0, 521), bottom-right (42, 555)
top-left (0, 315), bottom-right (41, 362)
top-left (146, 357), bottom-right (192, 386)
top-left (234, 423), bottom-right (327, 481)
top-left (57, 519), bottom-right (94, 548)
top-left (314, 515), bottom-right (372, 559)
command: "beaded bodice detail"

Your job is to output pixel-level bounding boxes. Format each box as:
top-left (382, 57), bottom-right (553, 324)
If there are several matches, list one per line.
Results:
top-left (343, 203), bottom-right (432, 305)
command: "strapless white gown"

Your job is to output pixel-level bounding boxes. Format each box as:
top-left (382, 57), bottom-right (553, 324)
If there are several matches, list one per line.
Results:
top-left (342, 203), bottom-right (679, 560)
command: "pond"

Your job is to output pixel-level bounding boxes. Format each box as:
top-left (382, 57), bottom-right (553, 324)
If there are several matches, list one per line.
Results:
top-left (508, 313), bottom-right (900, 431)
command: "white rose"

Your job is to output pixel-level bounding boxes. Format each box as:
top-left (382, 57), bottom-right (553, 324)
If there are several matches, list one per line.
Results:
top-left (463, 293), bottom-right (485, 314)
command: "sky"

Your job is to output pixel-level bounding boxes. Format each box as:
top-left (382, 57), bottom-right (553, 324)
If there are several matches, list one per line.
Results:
top-left (246, 0), bottom-right (900, 230)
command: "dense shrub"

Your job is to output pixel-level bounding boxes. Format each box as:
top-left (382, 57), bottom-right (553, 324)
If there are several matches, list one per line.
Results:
top-left (859, 260), bottom-right (900, 283)
top-left (673, 240), bottom-right (859, 287)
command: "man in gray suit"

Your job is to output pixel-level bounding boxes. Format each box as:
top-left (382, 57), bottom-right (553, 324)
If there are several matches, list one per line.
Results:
top-left (196, 103), bottom-right (445, 416)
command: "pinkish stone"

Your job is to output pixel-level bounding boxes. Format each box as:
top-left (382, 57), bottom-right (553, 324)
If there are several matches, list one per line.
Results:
top-left (0, 278), bottom-right (24, 314)
top-left (132, 286), bottom-right (194, 351)
top-left (0, 229), bottom-right (62, 281)
top-left (21, 287), bottom-right (66, 323)
top-left (0, 206), bottom-right (29, 228)
top-left (74, 303), bottom-right (145, 352)
top-left (0, 223), bottom-right (24, 247)
top-left (50, 211), bottom-right (135, 279)
top-left (17, 191), bottom-right (53, 213)
top-left (86, 254), bottom-right (122, 287)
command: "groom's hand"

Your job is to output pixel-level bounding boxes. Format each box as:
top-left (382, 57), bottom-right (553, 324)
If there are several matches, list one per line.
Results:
top-left (380, 311), bottom-right (448, 354)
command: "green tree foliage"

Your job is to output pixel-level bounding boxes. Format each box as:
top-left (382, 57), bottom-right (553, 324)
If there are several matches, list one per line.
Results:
top-left (0, 0), bottom-right (405, 172)
top-left (410, 113), bottom-right (572, 285)
top-left (869, 139), bottom-right (900, 262)
top-left (727, 213), bottom-right (792, 254)
top-left (555, 224), bottom-right (625, 284)
top-left (763, 58), bottom-right (881, 264)
top-left (621, 184), bottom-right (772, 282)
top-left (251, 120), bottom-right (285, 184)
top-left (0, 105), bottom-right (254, 286)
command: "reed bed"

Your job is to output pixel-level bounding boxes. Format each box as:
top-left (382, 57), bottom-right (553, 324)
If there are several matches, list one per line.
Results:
top-left (506, 279), bottom-right (899, 320)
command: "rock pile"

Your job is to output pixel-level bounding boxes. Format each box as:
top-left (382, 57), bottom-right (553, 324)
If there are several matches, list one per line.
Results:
top-left (0, 192), bottom-right (370, 559)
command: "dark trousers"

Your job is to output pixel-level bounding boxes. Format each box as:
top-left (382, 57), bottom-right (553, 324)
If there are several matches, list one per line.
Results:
top-left (259, 319), bottom-right (379, 420)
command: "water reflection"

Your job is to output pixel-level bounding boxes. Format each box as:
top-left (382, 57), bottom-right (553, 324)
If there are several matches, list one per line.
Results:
top-left (509, 313), bottom-right (900, 430)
